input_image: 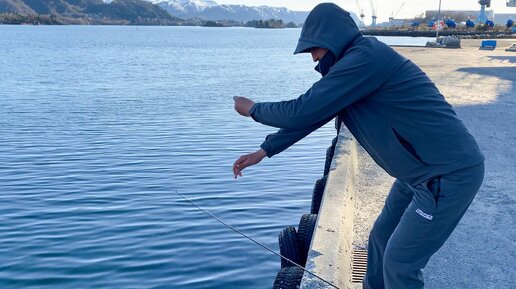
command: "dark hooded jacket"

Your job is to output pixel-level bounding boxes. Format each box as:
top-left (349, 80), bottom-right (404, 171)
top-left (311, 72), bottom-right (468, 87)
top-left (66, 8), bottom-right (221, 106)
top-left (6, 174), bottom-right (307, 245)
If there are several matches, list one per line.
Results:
top-left (249, 3), bottom-right (484, 185)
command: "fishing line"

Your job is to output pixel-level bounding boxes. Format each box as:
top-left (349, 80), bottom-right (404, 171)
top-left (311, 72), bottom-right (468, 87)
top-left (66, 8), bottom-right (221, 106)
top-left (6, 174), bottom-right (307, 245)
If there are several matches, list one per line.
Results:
top-left (175, 191), bottom-right (341, 289)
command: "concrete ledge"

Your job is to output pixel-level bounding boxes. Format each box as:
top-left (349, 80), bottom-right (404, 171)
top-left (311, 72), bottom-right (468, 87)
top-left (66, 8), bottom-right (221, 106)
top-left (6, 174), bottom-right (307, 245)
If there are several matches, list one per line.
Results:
top-left (300, 127), bottom-right (393, 289)
top-left (300, 127), bottom-right (359, 289)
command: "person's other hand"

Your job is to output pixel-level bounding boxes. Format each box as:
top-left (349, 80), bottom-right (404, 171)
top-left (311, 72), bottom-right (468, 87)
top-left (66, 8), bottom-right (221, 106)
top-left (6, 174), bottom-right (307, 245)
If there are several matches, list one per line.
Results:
top-left (233, 96), bottom-right (255, 117)
top-left (232, 149), bottom-right (267, 179)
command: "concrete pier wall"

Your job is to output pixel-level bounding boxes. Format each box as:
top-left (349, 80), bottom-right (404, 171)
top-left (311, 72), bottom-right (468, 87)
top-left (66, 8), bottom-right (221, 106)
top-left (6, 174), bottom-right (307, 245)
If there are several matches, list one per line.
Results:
top-left (300, 127), bottom-right (360, 289)
top-left (300, 126), bottom-right (393, 289)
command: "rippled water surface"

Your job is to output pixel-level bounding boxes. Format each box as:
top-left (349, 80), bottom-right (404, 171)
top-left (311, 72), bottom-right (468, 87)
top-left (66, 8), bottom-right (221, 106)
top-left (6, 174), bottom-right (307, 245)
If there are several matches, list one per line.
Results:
top-left (0, 25), bottom-right (337, 289)
top-left (0, 25), bottom-right (428, 289)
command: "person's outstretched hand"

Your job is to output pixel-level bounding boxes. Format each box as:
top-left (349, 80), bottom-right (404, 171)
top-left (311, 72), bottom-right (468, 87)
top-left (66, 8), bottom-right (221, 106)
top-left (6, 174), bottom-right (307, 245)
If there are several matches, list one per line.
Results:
top-left (233, 96), bottom-right (255, 117)
top-left (233, 149), bottom-right (267, 179)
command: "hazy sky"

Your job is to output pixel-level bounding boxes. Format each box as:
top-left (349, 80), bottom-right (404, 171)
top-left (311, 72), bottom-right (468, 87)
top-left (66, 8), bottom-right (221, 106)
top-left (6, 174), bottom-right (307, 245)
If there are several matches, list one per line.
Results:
top-left (217, 1), bottom-right (515, 24)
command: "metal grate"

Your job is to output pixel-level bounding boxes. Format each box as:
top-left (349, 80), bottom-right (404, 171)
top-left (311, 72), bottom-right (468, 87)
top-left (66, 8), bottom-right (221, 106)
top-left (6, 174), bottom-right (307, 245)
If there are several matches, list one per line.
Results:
top-left (351, 250), bottom-right (368, 283)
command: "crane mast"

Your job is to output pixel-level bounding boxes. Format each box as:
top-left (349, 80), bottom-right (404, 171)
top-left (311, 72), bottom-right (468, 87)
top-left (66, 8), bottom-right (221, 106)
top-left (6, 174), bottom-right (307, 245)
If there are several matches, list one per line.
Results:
top-left (389, 2), bottom-right (406, 22)
top-left (355, 0), bottom-right (365, 27)
top-left (370, 0), bottom-right (377, 26)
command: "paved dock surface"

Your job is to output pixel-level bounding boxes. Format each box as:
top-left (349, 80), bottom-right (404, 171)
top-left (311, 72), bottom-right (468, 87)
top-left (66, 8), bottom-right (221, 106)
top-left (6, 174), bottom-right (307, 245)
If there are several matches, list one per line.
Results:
top-left (394, 39), bottom-right (515, 289)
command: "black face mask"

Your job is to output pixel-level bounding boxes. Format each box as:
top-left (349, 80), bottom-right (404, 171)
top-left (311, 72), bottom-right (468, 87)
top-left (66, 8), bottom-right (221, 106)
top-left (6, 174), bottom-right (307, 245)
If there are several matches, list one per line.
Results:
top-left (314, 51), bottom-right (336, 77)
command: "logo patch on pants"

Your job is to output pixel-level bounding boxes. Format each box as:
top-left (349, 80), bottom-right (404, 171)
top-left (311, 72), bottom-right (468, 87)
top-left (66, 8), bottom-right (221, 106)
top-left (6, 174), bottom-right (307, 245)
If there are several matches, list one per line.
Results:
top-left (416, 208), bottom-right (433, 220)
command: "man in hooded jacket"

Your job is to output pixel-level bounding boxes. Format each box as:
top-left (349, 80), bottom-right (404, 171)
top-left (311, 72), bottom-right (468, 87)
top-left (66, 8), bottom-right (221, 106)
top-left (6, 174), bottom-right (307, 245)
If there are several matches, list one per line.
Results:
top-left (232, 3), bottom-right (484, 289)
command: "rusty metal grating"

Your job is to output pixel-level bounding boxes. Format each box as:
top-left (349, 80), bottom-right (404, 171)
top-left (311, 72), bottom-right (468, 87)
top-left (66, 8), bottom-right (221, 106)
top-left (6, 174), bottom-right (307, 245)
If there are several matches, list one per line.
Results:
top-left (351, 250), bottom-right (368, 283)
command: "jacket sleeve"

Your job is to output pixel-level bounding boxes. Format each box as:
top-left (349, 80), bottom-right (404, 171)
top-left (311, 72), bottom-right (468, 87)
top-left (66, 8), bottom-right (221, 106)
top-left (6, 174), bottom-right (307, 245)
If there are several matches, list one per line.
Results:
top-left (260, 116), bottom-right (333, 157)
top-left (250, 47), bottom-right (389, 130)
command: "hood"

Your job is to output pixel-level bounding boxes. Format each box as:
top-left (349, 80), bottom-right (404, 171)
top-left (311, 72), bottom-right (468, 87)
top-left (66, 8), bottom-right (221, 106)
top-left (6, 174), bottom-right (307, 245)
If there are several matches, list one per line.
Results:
top-left (294, 3), bottom-right (362, 58)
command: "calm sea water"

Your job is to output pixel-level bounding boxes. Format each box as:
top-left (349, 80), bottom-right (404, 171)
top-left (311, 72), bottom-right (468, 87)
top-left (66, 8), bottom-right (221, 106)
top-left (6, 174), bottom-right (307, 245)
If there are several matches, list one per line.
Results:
top-left (0, 25), bottom-right (430, 289)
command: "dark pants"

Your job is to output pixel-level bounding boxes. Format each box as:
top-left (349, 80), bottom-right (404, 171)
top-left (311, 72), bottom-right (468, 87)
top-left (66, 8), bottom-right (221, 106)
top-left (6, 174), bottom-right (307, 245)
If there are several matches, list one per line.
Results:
top-left (363, 163), bottom-right (484, 289)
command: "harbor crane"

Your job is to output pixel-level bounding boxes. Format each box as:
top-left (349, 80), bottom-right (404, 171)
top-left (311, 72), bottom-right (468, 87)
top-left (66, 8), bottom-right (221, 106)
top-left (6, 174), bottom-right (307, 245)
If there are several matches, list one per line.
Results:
top-left (370, 0), bottom-right (377, 26)
top-left (389, 2), bottom-right (406, 22)
top-left (477, 0), bottom-right (491, 24)
top-left (355, 0), bottom-right (365, 27)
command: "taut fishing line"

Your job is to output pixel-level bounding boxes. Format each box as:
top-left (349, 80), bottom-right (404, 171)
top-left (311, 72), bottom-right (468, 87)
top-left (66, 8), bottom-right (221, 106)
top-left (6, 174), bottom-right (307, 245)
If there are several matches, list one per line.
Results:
top-left (175, 191), bottom-right (341, 289)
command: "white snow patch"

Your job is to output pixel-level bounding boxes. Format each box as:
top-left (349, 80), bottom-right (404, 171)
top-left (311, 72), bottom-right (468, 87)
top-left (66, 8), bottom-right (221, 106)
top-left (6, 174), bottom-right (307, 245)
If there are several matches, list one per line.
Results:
top-left (147, 0), bottom-right (217, 11)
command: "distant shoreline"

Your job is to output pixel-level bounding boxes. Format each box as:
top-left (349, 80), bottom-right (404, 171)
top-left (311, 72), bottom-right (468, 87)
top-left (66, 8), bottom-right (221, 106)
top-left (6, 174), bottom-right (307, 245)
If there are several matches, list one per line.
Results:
top-left (1, 23), bottom-right (514, 39)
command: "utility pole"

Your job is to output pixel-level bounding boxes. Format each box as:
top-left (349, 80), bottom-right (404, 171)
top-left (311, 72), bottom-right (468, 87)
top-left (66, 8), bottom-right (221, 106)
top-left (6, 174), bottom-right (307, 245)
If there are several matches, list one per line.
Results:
top-left (436, 0), bottom-right (442, 42)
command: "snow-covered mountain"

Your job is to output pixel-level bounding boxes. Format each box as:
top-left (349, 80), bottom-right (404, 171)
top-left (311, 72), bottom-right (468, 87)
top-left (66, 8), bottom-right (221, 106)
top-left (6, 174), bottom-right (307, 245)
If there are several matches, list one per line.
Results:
top-left (147, 0), bottom-right (310, 24)
top-left (149, 0), bottom-right (217, 12)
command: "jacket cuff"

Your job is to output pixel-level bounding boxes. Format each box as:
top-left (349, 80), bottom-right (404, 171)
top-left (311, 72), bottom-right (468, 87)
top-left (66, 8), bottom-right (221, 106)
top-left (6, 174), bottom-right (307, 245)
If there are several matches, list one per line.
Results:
top-left (249, 103), bottom-right (260, 122)
top-left (260, 142), bottom-right (274, 158)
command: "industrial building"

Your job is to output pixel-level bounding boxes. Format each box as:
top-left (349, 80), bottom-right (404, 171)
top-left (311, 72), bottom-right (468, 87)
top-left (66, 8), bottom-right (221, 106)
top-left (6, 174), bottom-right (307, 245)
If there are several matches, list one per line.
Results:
top-left (493, 13), bottom-right (515, 25)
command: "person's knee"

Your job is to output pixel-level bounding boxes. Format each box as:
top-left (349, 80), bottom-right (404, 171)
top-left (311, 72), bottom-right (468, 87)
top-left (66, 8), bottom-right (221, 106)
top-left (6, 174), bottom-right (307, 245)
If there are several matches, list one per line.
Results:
top-left (382, 246), bottom-right (419, 288)
top-left (382, 240), bottom-right (414, 273)
top-left (382, 245), bottom-right (396, 272)
top-left (369, 209), bottom-right (401, 244)
top-left (369, 217), bottom-right (389, 244)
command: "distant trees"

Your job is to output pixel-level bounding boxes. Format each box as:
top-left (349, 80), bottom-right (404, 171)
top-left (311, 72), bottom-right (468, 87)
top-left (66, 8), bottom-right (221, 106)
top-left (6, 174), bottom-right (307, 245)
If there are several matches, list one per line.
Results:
top-left (246, 19), bottom-right (285, 28)
top-left (202, 20), bottom-right (225, 27)
top-left (0, 13), bottom-right (62, 24)
top-left (285, 21), bottom-right (299, 28)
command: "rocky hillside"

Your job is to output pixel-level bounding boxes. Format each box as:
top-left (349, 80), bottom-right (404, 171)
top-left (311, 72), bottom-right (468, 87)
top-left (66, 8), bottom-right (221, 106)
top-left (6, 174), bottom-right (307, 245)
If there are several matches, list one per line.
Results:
top-left (0, 0), bottom-right (182, 24)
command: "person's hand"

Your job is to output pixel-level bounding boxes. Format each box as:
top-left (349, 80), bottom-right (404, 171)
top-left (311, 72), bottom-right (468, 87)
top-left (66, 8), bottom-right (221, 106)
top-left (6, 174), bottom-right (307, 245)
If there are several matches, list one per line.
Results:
top-left (232, 149), bottom-right (267, 179)
top-left (233, 96), bottom-right (255, 117)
